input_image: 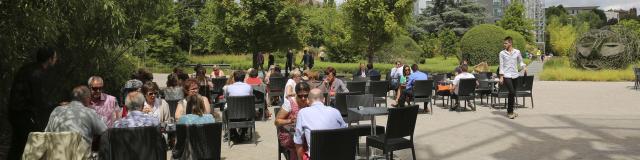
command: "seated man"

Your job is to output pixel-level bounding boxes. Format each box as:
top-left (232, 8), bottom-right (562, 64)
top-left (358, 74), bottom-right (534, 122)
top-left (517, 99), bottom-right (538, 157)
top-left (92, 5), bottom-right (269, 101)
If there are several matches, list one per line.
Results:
top-left (366, 63), bottom-right (381, 80)
top-left (294, 88), bottom-right (347, 160)
top-left (450, 65), bottom-right (476, 110)
top-left (396, 64), bottom-right (428, 108)
top-left (224, 70), bottom-right (254, 141)
top-left (45, 86), bottom-right (108, 144)
top-left (114, 91), bottom-right (160, 128)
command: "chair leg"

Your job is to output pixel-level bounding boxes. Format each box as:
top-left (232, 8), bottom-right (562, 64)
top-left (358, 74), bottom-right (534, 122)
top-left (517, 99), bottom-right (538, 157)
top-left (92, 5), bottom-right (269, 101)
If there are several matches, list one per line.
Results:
top-left (530, 96), bottom-right (534, 109)
top-left (411, 146), bottom-right (417, 160)
top-left (390, 151), bottom-right (394, 160)
top-left (365, 144), bottom-right (370, 160)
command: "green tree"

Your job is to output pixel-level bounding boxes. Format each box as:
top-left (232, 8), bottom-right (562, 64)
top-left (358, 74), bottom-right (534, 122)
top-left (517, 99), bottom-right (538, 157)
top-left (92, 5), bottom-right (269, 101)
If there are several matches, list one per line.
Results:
top-left (343, 0), bottom-right (414, 63)
top-left (196, 0), bottom-right (304, 55)
top-left (141, 1), bottom-right (187, 65)
top-left (577, 11), bottom-right (604, 29)
top-left (414, 0), bottom-right (485, 37)
top-left (545, 5), bottom-right (567, 19)
top-left (438, 28), bottom-right (458, 59)
top-left (418, 33), bottom-right (440, 58)
top-left (496, 2), bottom-right (534, 43)
top-left (618, 19), bottom-right (640, 38)
top-left (546, 16), bottom-right (579, 56)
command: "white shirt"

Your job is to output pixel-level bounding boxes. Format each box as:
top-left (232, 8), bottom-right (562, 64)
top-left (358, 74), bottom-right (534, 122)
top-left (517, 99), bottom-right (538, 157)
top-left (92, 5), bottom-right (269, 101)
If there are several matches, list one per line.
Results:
top-left (453, 72), bottom-right (475, 94)
top-left (225, 82), bottom-right (252, 97)
top-left (389, 66), bottom-right (403, 79)
top-left (499, 48), bottom-right (526, 78)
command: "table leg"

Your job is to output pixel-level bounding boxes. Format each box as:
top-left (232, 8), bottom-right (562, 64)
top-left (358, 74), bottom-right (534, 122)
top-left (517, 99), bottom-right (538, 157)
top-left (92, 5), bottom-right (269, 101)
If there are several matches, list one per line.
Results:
top-left (370, 115), bottom-right (376, 159)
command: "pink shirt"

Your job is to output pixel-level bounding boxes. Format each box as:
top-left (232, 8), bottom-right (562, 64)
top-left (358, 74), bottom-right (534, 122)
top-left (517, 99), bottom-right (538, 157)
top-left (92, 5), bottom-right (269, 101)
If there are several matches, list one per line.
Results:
top-left (90, 93), bottom-right (119, 128)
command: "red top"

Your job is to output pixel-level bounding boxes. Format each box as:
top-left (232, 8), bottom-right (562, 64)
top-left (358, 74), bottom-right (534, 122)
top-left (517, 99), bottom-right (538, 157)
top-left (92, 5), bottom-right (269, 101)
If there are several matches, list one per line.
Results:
top-left (245, 77), bottom-right (263, 86)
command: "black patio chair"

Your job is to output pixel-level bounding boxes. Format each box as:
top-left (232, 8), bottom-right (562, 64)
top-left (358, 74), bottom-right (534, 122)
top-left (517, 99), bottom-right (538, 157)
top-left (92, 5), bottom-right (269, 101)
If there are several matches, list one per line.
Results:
top-left (368, 81), bottom-right (390, 107)
top-left (491, 82), bottom-right (509, 110)
top-left (253, 85), bottom-right (268, 120)
top-left (411, 80), bottom-right (434, 114)
top-left (268, 77), bottom-right (287, 106)
top-left (334, 92), bottom-right (363, 118)
top-left (172, 123), bottom-right (222, 160)
top-left (475, 80), bottom-right (492, 105)
top-left (223, 96), bottom-right (256, 146)
top-left (99, 126), bottom-right (166, 160)
top-left (366, 106), bottom-right (418, 160)
top-left (453, 78), bottom-right (477, 112)
top-left (347, 81), bottom-right (367, 93)
top-left (310, 127), bottom-right (359, 160)
top-left (516, 75), bottom-right (535, 108)
top-left (345, 94), bottom-right (375, 124)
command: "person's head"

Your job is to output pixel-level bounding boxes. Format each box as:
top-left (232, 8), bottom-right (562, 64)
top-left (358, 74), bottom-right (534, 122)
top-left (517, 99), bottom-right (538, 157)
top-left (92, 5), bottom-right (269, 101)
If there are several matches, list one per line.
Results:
top-left (233, 70), bottom-right (246, 82)
top-left (88, 76), bottom-right (104, 100)
top-left (295, 82), bottom-right (311, 107)
top-left (36, 47), bottom-right (57, 68)
top-left (124, 79), bottom-right (143, 92)
top-left (249, 68), bottom-right (259, 78)
top-left (403, 65), bottom-right (412, 75)
top-left (307, 88), bottom-right (324, 104)
top-left (194, 64), bottom-right (206, 76)
top-left (395, 61), bottom-right (402, 68)
top-left (125, 91), bottom-right (145, 111)
top-left (411, 64), bottom-right (419, 72)
top-left (503, 36), bottom-right (513, 50)
top-left (460, 59), bottom-right (469, 65)
top-left (460, 64), bottom-right (469, 73)
top-left (213, 65), bottom-right (220, 71)
top-left (359, 63), bottom-right (366, 70)
top-left (268, 65), bottom-right (276, 72)
top-left (167, 73), bottom-right (179, 87)
top-left (185, 95), bottom-right (205, 116)
top-left (183, 78), bottom-right (199, 96)
top-left (142, 81), bottom-right (159, 104)
top-left (135, 68), bottom-right (153, 83)
top-left (274, 65), bottom-right (282, 73)
top-left (367, 63), bottom-right (374, 70)
top-left (72, 85), bottom-right (92, 106)
top-left (308, 71), bottom-right (319, 81)
top-left (173, 67), bottom-right (184, 75)
top-left (304, 50), bottom-right (308, 54)
top-left (325, 67), bottom-right (337, 82)
top-left (290, 70), bottom-right (302, 83)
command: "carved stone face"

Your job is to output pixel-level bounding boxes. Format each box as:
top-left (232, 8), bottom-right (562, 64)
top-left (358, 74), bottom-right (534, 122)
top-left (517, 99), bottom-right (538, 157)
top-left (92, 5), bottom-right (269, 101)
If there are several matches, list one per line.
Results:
top-left (574, 29), bottom-right (636, 70)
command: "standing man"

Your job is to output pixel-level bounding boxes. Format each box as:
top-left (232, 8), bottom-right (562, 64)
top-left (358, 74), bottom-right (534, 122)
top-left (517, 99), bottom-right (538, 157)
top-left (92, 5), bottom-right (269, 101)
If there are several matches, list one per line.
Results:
top-left (267, 52), bottom-right (275, 69)
top-left (257, 52), bottom-right (265, 72)
top-left (88, 76), bottom-right (120, 128)
top-left (286, 49), bottom-right (293, 77)
top-left (8, 47), bottom-right (58, 160)
top-left (499, 36), bottom-right (527, 119)
top-left (300, 50), bottom-right (311, 70)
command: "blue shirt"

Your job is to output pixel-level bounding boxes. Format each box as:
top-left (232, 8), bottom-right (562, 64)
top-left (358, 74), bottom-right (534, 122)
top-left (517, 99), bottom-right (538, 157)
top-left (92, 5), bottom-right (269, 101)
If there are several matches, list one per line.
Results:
top-left (113, 111), bottom-right (160, 128)
top-left (178, 114), bottom-right (215, 125)
top-left (406, 71), bottom-right (428, 90)
top-left (294, 102), bottom-right (347, 155)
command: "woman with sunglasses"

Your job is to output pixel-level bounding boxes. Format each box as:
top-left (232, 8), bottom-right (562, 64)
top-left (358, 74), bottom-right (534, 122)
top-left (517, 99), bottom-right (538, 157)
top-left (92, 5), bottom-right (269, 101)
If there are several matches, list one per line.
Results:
top-left (275, 82), bottom-right (311, 160)
top-left (391, 65), bottom-right (412, 107)
top-left (141, 81), bottom-right (171, 124)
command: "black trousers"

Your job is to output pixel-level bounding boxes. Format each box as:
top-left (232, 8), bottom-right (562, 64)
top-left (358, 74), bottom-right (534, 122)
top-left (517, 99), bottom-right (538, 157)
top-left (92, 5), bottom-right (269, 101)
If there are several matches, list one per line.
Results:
top-left (503, 78), bottom-right (516, 114)
top-left (398, 89), bottom-right (412, 107)
top-left (8, 111), bottom-right (40, 160)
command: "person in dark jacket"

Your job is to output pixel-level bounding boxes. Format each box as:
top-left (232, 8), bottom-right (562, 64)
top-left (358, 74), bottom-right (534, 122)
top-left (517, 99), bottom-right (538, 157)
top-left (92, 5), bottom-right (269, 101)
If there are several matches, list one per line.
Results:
top-left (8, 47), bottom-right (58, 160)
top-left (267, 52), bottom-right (275, 68)
top-left (286, 50), bottom-right (293, 77)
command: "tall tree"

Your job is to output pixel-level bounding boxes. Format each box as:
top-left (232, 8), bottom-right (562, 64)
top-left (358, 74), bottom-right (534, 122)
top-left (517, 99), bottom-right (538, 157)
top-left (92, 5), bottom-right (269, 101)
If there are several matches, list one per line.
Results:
top-left (497, 2), bottom-right (534, 43)
top-left (343, 0), bottom-right (413, 63)
top-left (196, 0), bottom-right (304, 55)
top-left (140, 1), bottom-right (186, 65)
top-left (438, 28), bottom-right (458, 59)
top-left (414, 0), bottom-right (485, 37)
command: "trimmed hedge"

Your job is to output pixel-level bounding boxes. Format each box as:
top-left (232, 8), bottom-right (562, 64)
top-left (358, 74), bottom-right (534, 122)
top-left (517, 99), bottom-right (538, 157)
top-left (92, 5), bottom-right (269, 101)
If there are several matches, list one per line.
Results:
top-left (460, 24), bottom-right (526, 65)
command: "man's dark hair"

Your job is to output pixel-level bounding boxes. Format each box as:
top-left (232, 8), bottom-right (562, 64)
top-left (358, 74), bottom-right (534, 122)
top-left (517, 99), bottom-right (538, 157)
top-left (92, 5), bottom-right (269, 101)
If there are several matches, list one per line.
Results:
top-left (325, 67), bottom-right (337, 76)
top-left (249, 69), bottom-right (259, 78)
top-left (504, 36), bottom-right (513, 44)
top-left (233, 70), bottom-right (245, 82)
top-left (167, 73), bottom-right (179, 87)
top-left (367, 63), bottom-right (373, 70)
top-left (36, 47), bottom-right (56, 64)
top-left (135, 68), bottom-right (153, 83)
top-left (295, 82), bottom-right (311, 93)
top-left (274, 65), bottom-right (281, 73)
top-left (304, 50), bottom-right (308, 54)
top-left (411, 64), bottom-right (419, 72)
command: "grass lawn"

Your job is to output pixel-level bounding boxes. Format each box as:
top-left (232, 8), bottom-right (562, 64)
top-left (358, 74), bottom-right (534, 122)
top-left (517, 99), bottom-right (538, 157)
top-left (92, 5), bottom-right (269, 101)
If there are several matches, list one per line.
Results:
top-left (149, 54), bottom-right (533, 77)
top-left (539, 57), bottom-right (637, 81)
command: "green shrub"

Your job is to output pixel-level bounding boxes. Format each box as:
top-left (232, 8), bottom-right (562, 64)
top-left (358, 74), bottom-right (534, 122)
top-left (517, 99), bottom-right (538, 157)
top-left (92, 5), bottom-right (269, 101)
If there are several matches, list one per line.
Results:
top-left (460, 24), bottom-right (507, 65)
top-left (540, 57), bottom-right (637, 81)
top-left (375, 35), bottom-right (423, 64)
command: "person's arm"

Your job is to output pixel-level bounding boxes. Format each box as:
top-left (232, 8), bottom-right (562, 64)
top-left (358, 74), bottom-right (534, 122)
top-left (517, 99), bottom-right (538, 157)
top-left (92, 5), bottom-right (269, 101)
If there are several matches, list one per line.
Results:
top-left (339, 80), bottom-right (349, 93)
top-left (175, 102), bottom-right (184, 120)
top-left (518, 51), bottom-right (527, 72)
top-left (93, 112), bottom-right (108, 136)
top-left (498, 52), bottom-right (505, 84)
top-left (161, 100), bottom-right (170, 123)
top-left (202, 96), bottom-right (211, 114)
top-left (274, 109), bottom-right (292, 126)
top-left (285, 84), bottom-right (295, 97)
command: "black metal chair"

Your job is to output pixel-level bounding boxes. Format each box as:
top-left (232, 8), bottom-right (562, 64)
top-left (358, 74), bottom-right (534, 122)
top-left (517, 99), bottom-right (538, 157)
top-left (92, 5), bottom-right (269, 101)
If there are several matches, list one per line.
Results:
top-left (99, 126), bottom-right (166, 160)
top-left (223, 96), bottom-right (256, 146)
top-left (310, 127), bottom-right (359, 160)
top-left (347, 81), bottom-right (367, 93)
top-left (411, 80), bottom-right (434, 114)
top-left (366, 106), bottom-right (418, 160)
top-left (475, 80), bottom-right (492, 105)
top-left (268, 77), bottom-right (287, 106)
top-left (454, 78), bottom-right (477, 112)
top-left (432, 74), bottom-right (450, 106)
top-left (516, 75), bottom-right (535, 108)
top-left (352, 76), bottom-right (369, 82)
top-left (368, 81), bottom-right (390, 107)
top-left (346, 94), bottom-right (375, 124)
top-left (253, 85), bottom-right (268, 120)
top-left (491, 81), bottom-right (509, 110)
top-left (334, 92), bottom-right (363, 118)
top-left (172, 123), bottom-right (222, 160)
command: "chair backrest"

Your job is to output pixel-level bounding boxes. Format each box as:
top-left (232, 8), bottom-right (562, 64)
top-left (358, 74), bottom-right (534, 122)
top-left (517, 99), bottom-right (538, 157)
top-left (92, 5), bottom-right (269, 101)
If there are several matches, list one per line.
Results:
top-left (368, 81), bottom-right (389, 97)
top-left (268, 77), bottom-right (287, 92)
top-left (211, 78), bottom-right (227, 94)
top-left (477, 80), bottom-right (491, 90)
top-left (173, 123), bottom-right (222, 160)
top-left (480, 72), bottom-right (493, 79)
top-left (23, 132), bottom-right (90, 160)
top-left (225, 96), bottom-right (256, 120)
top-left (458, 78), bottom-right (477, 96)
top-left (334, 92), bottom-right (363, 116)
top-left (519, 75), bottom-right (534, 91)
top-left (432, 74), bottom-right (445, 83)
top-left (100, 126), bottom-right (166, 160)
top-left (166, 100), bottom-right (180, 118)
top-left (412, 80), bottom-right (434, 97)
top-left (352, 76), bottom-right (369, 82)
top-left (346, 94), bottom-right (374, 108)
top-left (346, 81), bottom-right (367, 93)
top-left (252, 85), bottom-right (267, 104)
top-left (385, 106), bottom-right (418, 140)
top-left (310, 127), bottom-right (358, 160)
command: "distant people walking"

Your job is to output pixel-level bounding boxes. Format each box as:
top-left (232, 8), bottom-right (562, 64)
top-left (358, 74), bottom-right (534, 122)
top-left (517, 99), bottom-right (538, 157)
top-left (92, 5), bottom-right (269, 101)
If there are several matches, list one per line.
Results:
top-left (300, 50), bottom-right (313, 70)
top-left (499, 36), bottom-right (527, 119)
top-left (8, 47), bottom-right (58, 160)
top-left (286, 49), bottom-right (294, 77)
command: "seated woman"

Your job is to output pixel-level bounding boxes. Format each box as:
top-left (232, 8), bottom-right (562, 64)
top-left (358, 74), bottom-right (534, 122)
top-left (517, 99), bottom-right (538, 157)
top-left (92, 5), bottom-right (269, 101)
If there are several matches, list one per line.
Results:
top-left (141, 82), bottom-right (171, 123)
top-left (210, 65), bottom-right (225, 78)
top-left (245, 68), bottom-right (264, 86)
top-left (275, 82), bottom-right (311, 160)
top-left (391, 65), bottom-right (411, 107)
top-left (306, 71), bottom-right (323, 89)
top-left (178, 95), bottom-right (215, 124)
top-left (175, 79), bottom-right (212, 121)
